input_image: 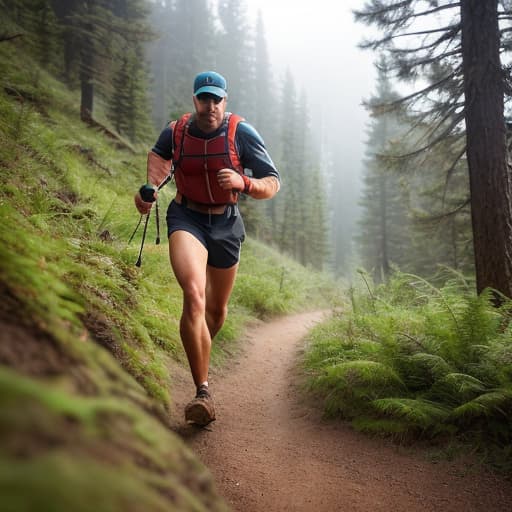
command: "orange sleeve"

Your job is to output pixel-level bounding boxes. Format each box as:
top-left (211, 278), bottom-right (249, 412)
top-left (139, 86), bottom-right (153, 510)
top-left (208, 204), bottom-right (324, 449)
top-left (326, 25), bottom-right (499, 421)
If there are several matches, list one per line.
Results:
top-left (245, 176), bottom-right (280, 200)
top-left (147, 151), bottom-right (172, 188)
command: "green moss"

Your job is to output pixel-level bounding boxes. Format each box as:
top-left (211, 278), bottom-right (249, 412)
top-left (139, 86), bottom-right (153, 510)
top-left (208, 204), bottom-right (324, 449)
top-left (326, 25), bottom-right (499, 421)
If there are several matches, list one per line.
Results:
top-left (0, 367), bottom-right (227, 512)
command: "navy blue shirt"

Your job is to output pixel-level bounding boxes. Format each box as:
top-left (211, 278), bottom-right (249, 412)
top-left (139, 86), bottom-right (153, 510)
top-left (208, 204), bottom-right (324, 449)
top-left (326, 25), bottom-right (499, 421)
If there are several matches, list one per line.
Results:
top-left (152, 114), bottom-right (280, 181)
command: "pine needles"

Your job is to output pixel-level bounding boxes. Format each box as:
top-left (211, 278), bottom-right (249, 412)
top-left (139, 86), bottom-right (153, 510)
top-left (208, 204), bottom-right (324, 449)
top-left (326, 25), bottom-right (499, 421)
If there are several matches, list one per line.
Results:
top-left (303, 271), bottom-right (512, 466)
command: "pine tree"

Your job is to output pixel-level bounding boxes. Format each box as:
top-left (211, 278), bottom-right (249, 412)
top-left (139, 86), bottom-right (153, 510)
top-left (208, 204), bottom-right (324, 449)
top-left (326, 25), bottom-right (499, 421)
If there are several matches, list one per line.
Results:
top-left (276, 70), bottom-right (301, 257)
top-left (50, 0), bottom-right (81, 85)
top-left (3, 0), bottom-right (62, 73)
top-left (272, 72), bottom-right (328, 267)
top-left (107, 47), bottom-right (152, 142)
top-left (357, 62), bottom-right (410, 282)
top-left (239, 10), bottom-right (280, 242)
top-left (354, 0), bottom-right (512, 299)
top-left (253, 11), bottom-right (276, 145)
top-left (305, 165), bottom-right (329, 269)
top-left (216, 0), bottom-right (255, 119)
top-left (149, 0), bottom-right (218, 125)
top-left (404, 130), bottom-right (474, 278)
top-left (105, 0), bottom-right (153, 142)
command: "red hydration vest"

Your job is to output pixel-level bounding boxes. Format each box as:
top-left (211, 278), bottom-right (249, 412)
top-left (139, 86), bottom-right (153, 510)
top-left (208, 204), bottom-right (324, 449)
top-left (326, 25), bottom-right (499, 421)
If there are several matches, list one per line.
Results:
top-left (171, 112), bottom-right (244, 205)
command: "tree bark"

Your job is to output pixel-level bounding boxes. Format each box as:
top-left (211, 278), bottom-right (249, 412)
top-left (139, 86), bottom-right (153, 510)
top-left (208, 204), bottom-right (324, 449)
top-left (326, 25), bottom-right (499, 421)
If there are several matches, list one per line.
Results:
top-left (461, 0), bottom-right (512, 299)
top-left (80, 61), bottom-right (94, 122)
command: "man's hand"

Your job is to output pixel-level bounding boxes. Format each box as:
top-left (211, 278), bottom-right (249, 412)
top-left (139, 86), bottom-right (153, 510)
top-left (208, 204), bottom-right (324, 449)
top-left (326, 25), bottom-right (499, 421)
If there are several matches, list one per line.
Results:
top-left (217, 168), bottom-right (244, 191)
top-left (134, 191), bottom-right (156, 215)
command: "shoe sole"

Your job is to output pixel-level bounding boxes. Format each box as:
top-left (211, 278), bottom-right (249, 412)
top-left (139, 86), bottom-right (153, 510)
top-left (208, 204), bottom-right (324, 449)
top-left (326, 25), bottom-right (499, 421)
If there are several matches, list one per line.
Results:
top-left (185, 400), bottom-right (216, 426)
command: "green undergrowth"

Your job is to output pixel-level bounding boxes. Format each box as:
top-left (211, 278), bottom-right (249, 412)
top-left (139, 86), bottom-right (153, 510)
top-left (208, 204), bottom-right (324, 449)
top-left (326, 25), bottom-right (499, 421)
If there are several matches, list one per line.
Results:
top-left (0, 39), bottom-right (337, 509)
top-left (0, 366), bottom-right (226, 512)
top-left (303, 270), bottom-right (512, 471)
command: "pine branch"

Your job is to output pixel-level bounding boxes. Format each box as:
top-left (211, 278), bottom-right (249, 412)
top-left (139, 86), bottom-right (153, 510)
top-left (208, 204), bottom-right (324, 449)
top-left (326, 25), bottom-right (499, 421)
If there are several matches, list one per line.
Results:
top-left (418, 106), bottom-right (465, 145)
top-left (390, 24), bottom-right (461, 39)
top-left (353, 1), bottom-right (412, 21)
top-left (388, 25), bottom-right (461, 54)
top-left (417, 198), bottom-right (470, 223)
top-left (409, 2), bottom-right (461, 20)
top-left (378, 130), bottom-right (465, 161)
top-left (369, 67), bottom-right (461, 113)
top-left (442, 145), bottom-right (468, 204)
top-left (0, 33), bottom-right (23, 43)
top-left (396, 48), bottom-right (462, 72)
top-left (355, 2), bottom-right (461, 31)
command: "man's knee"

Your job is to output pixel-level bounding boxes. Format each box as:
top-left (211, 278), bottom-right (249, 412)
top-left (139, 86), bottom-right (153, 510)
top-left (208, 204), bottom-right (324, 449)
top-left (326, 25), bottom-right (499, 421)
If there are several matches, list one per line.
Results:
top-left (182, 285), bottom-right (206, 317)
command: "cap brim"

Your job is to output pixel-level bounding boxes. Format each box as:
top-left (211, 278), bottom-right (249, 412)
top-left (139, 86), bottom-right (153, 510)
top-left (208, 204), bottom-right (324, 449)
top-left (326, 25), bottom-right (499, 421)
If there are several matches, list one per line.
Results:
top-left (194, 86), bottom-right (227, 98)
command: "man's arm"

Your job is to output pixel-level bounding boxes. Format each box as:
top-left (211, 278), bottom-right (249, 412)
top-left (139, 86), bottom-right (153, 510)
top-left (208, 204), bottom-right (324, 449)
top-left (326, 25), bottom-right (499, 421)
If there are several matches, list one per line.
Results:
top-left (134, 125), bottom-right (173, 214)
top-left (242, 175), bottom-right (280, 200)
top-left (236, 122), bottom-right (280, 200)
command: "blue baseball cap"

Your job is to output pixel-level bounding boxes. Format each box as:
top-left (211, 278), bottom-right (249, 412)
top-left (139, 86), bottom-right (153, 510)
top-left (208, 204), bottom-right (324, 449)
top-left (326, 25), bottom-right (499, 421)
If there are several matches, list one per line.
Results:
top-left (193, 71), bottom-right (227, 98)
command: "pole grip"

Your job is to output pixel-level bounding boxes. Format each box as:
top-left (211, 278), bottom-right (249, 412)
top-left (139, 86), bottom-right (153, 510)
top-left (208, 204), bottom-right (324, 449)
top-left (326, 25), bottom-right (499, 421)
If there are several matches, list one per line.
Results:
top-left (139, 184), bottom-right (156, 203)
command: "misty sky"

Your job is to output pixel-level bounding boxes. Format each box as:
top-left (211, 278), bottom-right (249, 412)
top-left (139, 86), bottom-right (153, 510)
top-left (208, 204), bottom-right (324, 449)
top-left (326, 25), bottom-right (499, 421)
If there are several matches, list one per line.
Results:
top-left (245, 0), bottom-right (377, 182)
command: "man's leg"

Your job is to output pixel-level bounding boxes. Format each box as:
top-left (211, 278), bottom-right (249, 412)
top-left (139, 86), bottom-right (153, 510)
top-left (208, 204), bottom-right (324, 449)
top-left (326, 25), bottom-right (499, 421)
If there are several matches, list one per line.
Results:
top-left (168, 230), bottom-right (239, 426)
top-left (168, 230), bottom-right (210, 387)
top-left (205, 263), bottom-right (239, 339)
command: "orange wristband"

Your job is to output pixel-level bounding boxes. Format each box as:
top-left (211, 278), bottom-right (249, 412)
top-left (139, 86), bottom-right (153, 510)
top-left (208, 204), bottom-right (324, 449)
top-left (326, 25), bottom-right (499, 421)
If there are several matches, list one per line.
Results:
top-left (242, 174), bottom-right (252, 194)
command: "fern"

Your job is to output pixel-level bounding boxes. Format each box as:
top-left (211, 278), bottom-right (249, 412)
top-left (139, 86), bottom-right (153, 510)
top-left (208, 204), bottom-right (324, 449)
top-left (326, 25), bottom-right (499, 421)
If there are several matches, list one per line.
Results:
top-left (402, 272), bottom-right (461, 336)
top-left (452, 388), bottom-right (512, 447)
top-left (371, 398), bottom-right (452, 432)
top-left (452, 388), bottom-right (512, 420)
top-left (303, 270), bottom-right (512, 463)
top-left (449, 289), bottom-right (501, 368)
top-left (352, 416), bottom-right (409, 437)
top-left (398, 353), bottom-right (452, 391)
top-left (313, 360), bottom-right (405, 418)
top-left (428, 373), bottom-right (487, 406)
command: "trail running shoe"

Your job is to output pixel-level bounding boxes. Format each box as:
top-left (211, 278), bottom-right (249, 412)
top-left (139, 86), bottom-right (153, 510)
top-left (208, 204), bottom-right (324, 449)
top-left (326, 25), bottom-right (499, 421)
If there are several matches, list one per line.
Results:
top-left (184, 384), bottom-right (216, 426)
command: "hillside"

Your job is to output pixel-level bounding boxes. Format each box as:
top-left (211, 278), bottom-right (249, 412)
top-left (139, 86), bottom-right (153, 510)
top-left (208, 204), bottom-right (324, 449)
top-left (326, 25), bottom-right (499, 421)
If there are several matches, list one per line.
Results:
top-left (0, 40), bottom-right (337, 511)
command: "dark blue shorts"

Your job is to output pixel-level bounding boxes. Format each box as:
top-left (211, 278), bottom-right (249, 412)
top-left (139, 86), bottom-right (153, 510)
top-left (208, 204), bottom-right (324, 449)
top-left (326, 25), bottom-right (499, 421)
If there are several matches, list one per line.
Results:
top-left (166, 200), bottom-right (246, 268)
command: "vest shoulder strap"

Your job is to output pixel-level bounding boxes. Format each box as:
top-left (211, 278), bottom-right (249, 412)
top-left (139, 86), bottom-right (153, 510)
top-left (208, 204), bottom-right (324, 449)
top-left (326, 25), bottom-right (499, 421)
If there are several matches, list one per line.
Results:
top-left (227, 113), bottom-right (244, 172)
top-left (170, 113), bottom-right (192, 163)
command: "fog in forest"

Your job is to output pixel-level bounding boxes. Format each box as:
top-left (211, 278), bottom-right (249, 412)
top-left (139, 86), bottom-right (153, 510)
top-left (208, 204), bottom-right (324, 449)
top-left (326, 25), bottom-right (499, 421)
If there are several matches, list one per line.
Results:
top-left (18, 0), bottom-right (496, 282)
top-left (246, 0), bottom-right (376, 183)
top-left (243, 0), bottom-right (378, 275)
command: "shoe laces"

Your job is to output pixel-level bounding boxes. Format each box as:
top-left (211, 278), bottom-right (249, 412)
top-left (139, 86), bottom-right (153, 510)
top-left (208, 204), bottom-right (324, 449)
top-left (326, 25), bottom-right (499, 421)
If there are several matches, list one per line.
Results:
top-left (196, 384), bottom-right (210, 399)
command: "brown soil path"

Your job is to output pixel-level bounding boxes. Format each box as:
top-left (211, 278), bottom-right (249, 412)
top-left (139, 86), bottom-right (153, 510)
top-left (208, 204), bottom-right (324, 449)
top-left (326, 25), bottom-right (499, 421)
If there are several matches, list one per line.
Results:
top-left (171, 311), bottom-right (512, 512)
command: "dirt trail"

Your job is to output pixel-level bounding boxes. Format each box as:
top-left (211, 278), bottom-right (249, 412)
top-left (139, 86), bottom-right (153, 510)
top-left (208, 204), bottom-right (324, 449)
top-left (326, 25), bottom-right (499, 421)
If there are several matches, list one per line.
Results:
top-left (171, 311), bottom-right (512, 512)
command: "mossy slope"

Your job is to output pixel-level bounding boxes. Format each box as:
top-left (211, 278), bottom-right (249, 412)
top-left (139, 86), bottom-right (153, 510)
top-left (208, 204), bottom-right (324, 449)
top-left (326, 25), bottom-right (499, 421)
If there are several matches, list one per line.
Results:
top-left (0, 38), bottom-right (336, 510)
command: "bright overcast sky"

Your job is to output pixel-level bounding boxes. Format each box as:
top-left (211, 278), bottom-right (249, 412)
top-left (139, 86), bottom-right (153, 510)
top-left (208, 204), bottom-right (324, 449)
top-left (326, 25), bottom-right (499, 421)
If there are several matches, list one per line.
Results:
top-left (245, 0), bottom-right (378, 179)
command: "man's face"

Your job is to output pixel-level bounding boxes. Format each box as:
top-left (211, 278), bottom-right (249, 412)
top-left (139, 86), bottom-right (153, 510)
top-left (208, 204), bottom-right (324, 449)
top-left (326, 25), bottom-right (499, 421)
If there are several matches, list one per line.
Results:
top-left (193, 93), bottom-right (227, 133)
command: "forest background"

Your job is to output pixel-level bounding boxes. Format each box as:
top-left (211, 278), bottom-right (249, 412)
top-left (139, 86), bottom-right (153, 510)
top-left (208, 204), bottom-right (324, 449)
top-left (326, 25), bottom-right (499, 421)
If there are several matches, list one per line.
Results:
top-left (2, 1), bottom-right (512, 508)
top-left (4, 0), bottom-right (511, 291)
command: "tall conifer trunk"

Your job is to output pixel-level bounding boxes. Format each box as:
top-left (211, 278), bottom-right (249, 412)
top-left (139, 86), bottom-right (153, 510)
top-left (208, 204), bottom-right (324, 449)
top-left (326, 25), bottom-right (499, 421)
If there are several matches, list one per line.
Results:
top-left (461, 0), bottom-right (512, 298)
top-left (80, 58), bottom-right (94, 121)
top-left (79, 0), bottom-right (95, 122)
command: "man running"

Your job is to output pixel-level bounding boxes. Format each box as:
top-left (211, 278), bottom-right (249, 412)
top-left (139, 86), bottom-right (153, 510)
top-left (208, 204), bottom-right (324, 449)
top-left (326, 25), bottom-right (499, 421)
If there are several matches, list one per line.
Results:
top-left (135, 71), bottom-right (280, 426)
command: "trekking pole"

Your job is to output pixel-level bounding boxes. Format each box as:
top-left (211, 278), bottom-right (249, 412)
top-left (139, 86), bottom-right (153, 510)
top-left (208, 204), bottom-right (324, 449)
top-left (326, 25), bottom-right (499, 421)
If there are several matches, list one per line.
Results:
top-left (132, 174), bottom-right (173, 266)
top-left (130, 184), bottom-right (157, 267)
top-left (155, 199), bottom-right (161, 245)
top-left (128, 214), bottom-right (143, 244)
top-left (135, 209), bottom-right (151, 267)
